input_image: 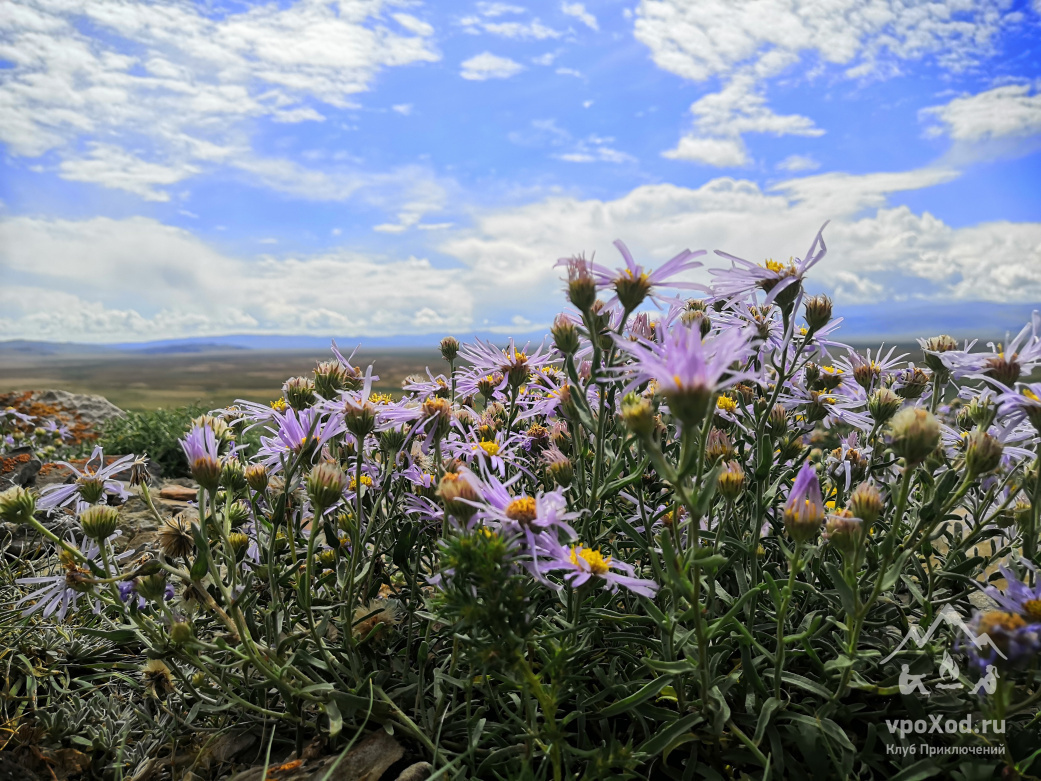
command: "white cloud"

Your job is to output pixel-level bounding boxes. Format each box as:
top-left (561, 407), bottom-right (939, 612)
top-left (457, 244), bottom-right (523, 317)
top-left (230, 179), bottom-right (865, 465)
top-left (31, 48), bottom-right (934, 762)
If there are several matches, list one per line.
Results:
top-left (921, 84), bottom-right (1041, 142)
top-left (532, 52), bottom-right (558, 65)
top-left (0, 0), bottom-right (440, 199)
top-left (57, 144), bottom-right (199, 201)
top-left (510, 119), bottom-right (634, 163)
top-left (663, 72), bottom-right (824, 167)
top-left (662, 136), bottom-right (748, 167)
top-left (392, 103), bottom-right (414, 115)
top-left (776, 154), bottom-right (820, 173)
top-left (561, 2), bottom-right (599, 31)
top-left (0, 216), bottom-right (475, 341)
top-left (555, 67), bottom-right (583, 78)
top-left (460, 52), bottom-right (525, 80)
top-left (437, 167), bottom-right (1040, 308)
top-left (462, 16), bottom-right (562, 39)
top-left (476, 2), bottom-right (527, 17)
top-left (635, 0), bottom-right (1018, 165)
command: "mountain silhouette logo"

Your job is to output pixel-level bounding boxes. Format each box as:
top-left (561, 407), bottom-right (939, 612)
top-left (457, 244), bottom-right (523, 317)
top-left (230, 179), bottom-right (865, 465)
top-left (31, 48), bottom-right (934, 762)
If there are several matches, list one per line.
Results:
top-left (880, 605), bottom-right (1006, 664)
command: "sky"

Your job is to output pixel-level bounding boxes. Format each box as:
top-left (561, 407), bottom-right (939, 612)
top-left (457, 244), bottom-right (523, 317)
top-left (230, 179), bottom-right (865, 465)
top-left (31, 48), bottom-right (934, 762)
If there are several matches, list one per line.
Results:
top-left (1, 0), bottom-right (1040, 345)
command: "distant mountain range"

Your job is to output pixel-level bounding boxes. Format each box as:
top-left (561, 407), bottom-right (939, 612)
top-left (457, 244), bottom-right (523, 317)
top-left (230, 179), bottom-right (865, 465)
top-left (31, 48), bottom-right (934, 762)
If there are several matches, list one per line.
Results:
top-left (1, 301), bottom-right (1037, 356)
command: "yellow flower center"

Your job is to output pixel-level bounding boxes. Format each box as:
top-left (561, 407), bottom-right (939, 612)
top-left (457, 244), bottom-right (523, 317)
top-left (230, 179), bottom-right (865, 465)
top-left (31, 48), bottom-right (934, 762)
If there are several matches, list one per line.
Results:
top-left (505, 496), bottom-right (537, 523)
top-left (569, 545), bottom-right (611, 575)
top-left (270, 397), bottom-right (287, 411)
top-left (978, 610), bottom-right (1026, 636)
top-left (478, 441), bottom-right (500, 457)
top-left (349, 475), bottom-right (373, 491)
top-left (716, 396), bottom-right (738, 414)
top-left (369, 392), bottom-right (394, 404)
top-left (1024, 388), bottom-right (1040, 403)
top-left (1023, 599), bottom-right (1041, 621)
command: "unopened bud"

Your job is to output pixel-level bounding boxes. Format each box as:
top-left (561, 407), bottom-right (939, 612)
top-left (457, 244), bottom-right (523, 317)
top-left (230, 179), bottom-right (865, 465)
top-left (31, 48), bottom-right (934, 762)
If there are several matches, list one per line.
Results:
top-left (0, 485), bottom-right (36, 525)
top-left (440, 336), bottom-right (460, 363)
top-left (306, 462), bottom-right (348, 513)
top-left (283, 376), bottom-right (317, 410)
top-left (244, 463), bottom-right (269, 493)
top-left (438, 471), bottom-right (480, 521)
top-left (848, 482), bottom-right (883, 528)
top-left (621, 392), bottom-right (655, 438)
top-left (803, 294), bottom-right (832, 332)
top-left (542, 446), bottom-right (574, 487)
top-left (79, 504), bottom-right (120, 541)
top-left (868, 387), bottom-right (902, 424)
top-left (717, 461), bottom-right (745, 502)
top-left (887, 407), bottom-right (940, 466)
top-left (824, 509), bottom-right (865, 556)
top-left (551, 314), bottom-right (581, 355)
top-left (965, 429), bottom-right (1003, 476)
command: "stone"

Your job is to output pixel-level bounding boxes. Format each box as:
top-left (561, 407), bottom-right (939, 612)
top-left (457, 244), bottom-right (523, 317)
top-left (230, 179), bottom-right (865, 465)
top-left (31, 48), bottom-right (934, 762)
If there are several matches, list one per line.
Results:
top-left (0, 446), bottom-right (42, 489)
top-left (31, 389), bottom-right (125, 427)
top-left (159, 484), bottom-right (198, 501)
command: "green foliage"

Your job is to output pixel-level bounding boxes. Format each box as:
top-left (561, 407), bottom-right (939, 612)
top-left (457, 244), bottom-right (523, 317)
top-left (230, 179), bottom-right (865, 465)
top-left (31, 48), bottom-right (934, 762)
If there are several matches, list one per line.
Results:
top-left (98, 405), bottom-right (204, 477)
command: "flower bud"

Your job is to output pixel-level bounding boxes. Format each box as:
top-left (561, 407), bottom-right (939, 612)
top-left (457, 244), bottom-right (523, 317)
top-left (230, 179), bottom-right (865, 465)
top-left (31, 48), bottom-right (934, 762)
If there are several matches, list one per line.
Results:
top-left (705, 428), bottom-right (734, 462)
top-left (76, 477), bottom-right (106, 505)
top-left (135, 573), bottom-right (170, 602)
top-left (438, 471), bottom-right (480, 521)
top-left (965, 429), bottom-right (1003, 476)
top-left (542, 446), bottom-right (574, 488)
top-left (717, 461), bottom-right (745, 502)
top-left (564, 255), bottom-right (597, 312)
top-left (966, 395), bottom-right (997, 430)
top-left (0, 485), bottom-right (36, 525)
top-left (920, 335), bottom-right (958, 374)
top-left (244, 463), bottom-right (269, 493)
top-left (380, 426), bottom-right (408, 454)
top-left (306, 462), bottom-right (348, 513)
top-left (314, 360), bottom-right (351, 398)
top-left (767, 403), bottom-right (788, 436)
top-left (227, 531), bottom-right (250, 560)
top-left (680, 308), bottom-right (711, 337)
top-left (79, 504), bottom-right (120, 541)
top-left (803, 294), bottom-right (832, 332)
top-left (439, 336), bottom-right (460, 363)
top-left (783, 462), bottom-right (824, 544)
top-left (169, 620), bottom-right (194, 646)
top-left (824, 509), bottom-right (865, 556)
top-left (220, 458), bottom-right (247, 491)
top-left (621, 392), bottom-right (655, 438)
top-left (551, 314), bottom-right (581, 355)
top-left (226, 500), bottom-right (250, 527)
top-left (868, 387), bottom-right (902, 424)
top-left (886, 407), bottom-right (940, 466)
top-left (283, 376), bottom-right (317, 410)
top-left (848, 482), bottom-right (883, 528)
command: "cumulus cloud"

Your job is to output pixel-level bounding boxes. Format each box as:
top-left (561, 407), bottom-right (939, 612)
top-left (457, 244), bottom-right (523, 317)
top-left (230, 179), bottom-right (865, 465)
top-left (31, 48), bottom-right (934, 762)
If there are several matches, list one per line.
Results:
top-left (437, 167), bottom-right (1041, 308)
top-left (635, 0), bottom-right (1020, 166)
top-left (510, 119), bottom-right (634, 163)
top-left (0, 216), bottom-right (474, 341)
top-left (0, 0), bottom-right (440, 199)
top-left (460, 52), bottom-right (525, 80)
top-left (921, 83), bottom-right (1041, 141)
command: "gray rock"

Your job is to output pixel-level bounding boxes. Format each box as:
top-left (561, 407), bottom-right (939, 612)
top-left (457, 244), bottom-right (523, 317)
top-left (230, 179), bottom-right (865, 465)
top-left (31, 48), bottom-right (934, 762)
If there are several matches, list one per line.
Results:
top-left (32, 389), bottom-right (125, 426)
top-left (0, 446), bottom-right (42, 489)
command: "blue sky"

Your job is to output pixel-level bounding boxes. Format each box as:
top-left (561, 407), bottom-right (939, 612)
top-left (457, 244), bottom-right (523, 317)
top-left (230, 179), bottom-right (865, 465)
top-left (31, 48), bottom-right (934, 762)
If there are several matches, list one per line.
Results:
top-left (1, 0), bottom-right (1040, 344)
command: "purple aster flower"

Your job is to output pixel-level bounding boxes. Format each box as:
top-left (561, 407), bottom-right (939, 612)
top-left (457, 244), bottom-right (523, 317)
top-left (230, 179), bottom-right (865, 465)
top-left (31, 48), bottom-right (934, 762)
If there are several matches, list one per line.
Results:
top-left (996, 382), bottom-right (1041, 432)
top-left (180, 425), bottom-right (222, 490)
top-left (16, 533), bottom-right (131, 620)
top-left (575, 240), bottom-right (708, 311)
top-left (709, 222), bottom-right (829, 307)
top-left (616, 323), bottom-right (755, 427)
top-left (942, 313), bottom-right (1041, 386)
top-left (257, 407), bottom-right (343, 473)
top-left (959, 608), bottom-right (1041, 673)
top-left (38, 445), bottom-right (133, 512)
top-left (783, 461), bottom-right (825, 543)
top-left (458, 338), bottom-right (553, 392)
top-left (542, 540), bottom-right (659, 598)
top-left (472, 472), bottom-right (578, 580)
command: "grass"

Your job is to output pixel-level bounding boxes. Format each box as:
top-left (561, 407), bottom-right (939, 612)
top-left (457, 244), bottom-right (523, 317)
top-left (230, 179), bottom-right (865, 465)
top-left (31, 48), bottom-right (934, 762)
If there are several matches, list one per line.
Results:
top-left (0, 348), bottom-right (443, 411)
